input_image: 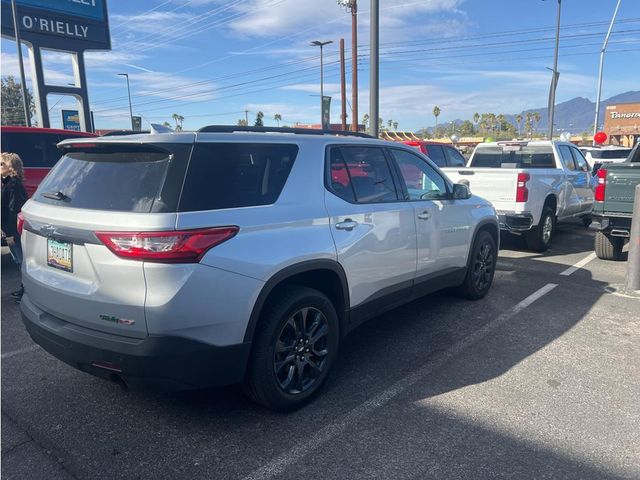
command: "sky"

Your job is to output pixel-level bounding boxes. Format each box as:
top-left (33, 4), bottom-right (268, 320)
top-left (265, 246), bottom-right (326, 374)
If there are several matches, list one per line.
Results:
top-left (1, 0), bottom-right (639, 131)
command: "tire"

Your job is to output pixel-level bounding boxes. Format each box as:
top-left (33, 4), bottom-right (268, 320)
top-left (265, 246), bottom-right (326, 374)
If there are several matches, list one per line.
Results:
top-left (457, 230), bottom-right (497, 300)
top-left (594, 231), bottom-right (623, 261)
top-left (525, 207), bottom-right (555, 252)
top-left (582, 215), bottom-right (592, 228)
top-left (242, 286), bottom-right (339, 411)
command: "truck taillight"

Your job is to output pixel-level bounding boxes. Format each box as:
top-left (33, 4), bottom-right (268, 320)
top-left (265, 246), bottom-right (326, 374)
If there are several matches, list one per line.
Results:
top-left (594, 168), bottom-right (607, 202)
top-left (516, 172), bottom-right (530, 202)
top-left (17, 212), bottom-right (24, 236)
top-left (95, 227), bottom-right (239, 263)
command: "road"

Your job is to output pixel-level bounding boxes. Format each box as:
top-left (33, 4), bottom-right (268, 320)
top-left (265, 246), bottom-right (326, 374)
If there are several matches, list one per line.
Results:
top-left (2, 222), bottom-right (639, 480)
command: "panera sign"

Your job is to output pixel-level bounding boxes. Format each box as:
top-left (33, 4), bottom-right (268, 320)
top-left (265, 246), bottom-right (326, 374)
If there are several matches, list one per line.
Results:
top-left (609, 111), bottom-right (640, 119)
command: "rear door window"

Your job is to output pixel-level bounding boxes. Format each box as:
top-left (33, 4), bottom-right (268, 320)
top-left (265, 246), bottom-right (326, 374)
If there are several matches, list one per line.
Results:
top-left (35, 145), bottom-right (188, 213)
top-left (1, 132), bottom-right (60, 168)
top-left (558, 145), bottom-right (577, 171)
top-left (444, 146), bottom-right (466, 167)
top-left (425, 145), bottom-right (446, 167)
top-left (179, 143), bottom-right (298, 212)
top-left (327, 146), bottom-right (399, 203)
top-left (570, 147), bottom-right (589, 172)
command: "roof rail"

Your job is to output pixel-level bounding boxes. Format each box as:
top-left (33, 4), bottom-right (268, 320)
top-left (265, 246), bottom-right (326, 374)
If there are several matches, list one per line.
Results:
top-left (196, 125), bottom-right (374, 138)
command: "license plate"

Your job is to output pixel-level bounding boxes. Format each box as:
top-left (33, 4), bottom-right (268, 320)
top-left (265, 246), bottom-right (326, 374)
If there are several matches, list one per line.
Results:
top-left (47, 239), bottom-right (73, 272)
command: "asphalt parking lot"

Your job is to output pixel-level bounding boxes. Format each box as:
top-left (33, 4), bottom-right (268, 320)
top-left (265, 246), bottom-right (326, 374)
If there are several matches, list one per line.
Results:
top-left (2, 221), bottom-right (639, 480)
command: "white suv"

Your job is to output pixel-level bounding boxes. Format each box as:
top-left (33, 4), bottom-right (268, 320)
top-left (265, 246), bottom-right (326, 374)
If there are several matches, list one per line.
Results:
top-left (19, 126), bottom-right (499, 411)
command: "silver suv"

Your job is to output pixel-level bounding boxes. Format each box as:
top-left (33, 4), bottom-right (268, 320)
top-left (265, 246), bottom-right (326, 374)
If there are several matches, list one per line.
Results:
top-left (20, 126), bottom-right (498, 411)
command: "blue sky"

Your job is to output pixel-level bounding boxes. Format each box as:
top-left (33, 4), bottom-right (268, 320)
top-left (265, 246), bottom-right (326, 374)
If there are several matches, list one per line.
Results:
top-left (2, 0), bottom-right (639, 131)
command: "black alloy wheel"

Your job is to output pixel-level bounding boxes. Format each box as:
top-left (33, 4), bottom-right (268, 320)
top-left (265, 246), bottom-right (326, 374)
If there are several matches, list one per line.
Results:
top-left (472, 241), bottom-right (494, 292)
top-left (273, 307), bottom-right (329, 394)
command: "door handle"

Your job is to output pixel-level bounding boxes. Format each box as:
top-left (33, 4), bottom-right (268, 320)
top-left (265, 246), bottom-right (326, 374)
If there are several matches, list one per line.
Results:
top-left (417, 211), bottom-right (431, 220)
top-left (335, 219), bottom-right (358, 231)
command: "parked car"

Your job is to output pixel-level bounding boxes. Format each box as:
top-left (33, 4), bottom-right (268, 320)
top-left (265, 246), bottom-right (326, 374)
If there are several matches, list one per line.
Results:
top-left (0, 126), bottom-right (97, 197)
top-left (579, 145), bottom-right (632, 172)
top-left (443, 141), bottom-right (594, 252)
top-left (401, 140), bottom-right (467, 168)
top-left (591, 142), bottom-right (640, 260)
top-left (19, 126), bottom-right (499, 411)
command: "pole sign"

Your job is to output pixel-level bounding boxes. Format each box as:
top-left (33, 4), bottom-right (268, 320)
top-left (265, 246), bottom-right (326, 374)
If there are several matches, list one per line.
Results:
top-left (322, 96), bottom-right (332, 130)
top-left (132, 116), bottom-right (142, 132)
top-left (1, 0), bottom-right (111, 50)
top-left (61, 109), bottom-right (81, 131)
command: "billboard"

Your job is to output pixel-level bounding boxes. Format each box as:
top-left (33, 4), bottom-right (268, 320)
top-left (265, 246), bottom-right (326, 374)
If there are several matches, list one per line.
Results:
top-left (1, 0), bottom-right (111, 50)
top-left (62, 109), bottom-right (81, 131)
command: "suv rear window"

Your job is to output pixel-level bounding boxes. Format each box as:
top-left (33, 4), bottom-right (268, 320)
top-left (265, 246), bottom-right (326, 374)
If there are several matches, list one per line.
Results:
top-left (35, 145), bottom-right (188, 213)
top-left (178, 143), bottom-right (298, 212)
top-left (587, 149), bottom-right (631, 160)
top-left (470, 145), bottom-right (555, 168)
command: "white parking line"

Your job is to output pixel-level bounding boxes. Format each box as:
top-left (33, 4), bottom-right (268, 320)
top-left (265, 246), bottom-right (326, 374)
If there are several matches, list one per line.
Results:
top-left (243, 283), bottom-right (559, 480)
top-left (560, 252), bottom-right (597, 276)
top-left (1, 345), bottom-right (40, 360)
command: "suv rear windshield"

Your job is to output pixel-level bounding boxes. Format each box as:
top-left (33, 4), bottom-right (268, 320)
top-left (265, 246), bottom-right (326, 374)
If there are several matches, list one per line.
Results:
top-left (470, 145), bottom-right (555, 168)
top-left (35, 145), bottom-right (188, 213)
top-left (178, 143), bottom-right (298, 212)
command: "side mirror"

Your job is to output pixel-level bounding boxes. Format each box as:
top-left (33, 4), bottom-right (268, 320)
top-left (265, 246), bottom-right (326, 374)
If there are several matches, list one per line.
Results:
top-left (452, 183), bottom-right (471, 200)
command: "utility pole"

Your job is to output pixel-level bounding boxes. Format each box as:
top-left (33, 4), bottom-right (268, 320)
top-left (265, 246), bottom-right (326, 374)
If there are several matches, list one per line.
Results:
top-left (370, 0), bottom-right (379, 138)
top-left (117, 73), bottom-right (134, 130)
top-left (311, 40), bottom-right (333, 129)
top-left (11, 0), bottom-right (31, 127)
top-left (337, 0), bottom-right (359, 132)
top-left (547, 0), bottom-right (561, 140)
top-left (593, 0), bottom-right (622, 146)
top-left (339, 38), bottom-right (347, 131)
top-left (244, 109), bottom-right (249, 125)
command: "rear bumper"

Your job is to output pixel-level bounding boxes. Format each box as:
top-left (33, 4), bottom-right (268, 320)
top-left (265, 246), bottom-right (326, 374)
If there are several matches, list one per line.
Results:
top-left (590, 213), bottom-right (632, 235)
top-left (498, 213), bottom-right (534, 232)
top-left (21, 294), bottom-right (251, 391)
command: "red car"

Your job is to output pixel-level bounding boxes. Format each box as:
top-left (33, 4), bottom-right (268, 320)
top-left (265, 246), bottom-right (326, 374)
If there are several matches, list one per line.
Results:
top-left (1, 126), bottom-right (97, 196)
top-left (401, 141), bottom-right (467, 168)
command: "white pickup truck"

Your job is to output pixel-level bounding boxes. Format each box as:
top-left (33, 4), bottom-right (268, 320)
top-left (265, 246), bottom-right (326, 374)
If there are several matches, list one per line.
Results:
top-left (443, 141), bottom-right (594, 251)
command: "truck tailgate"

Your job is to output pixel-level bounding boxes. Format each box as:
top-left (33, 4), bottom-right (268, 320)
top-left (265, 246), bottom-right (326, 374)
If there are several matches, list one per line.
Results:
top-left (604, 164), bottom-right (640, 213)
top-left (443, 167), bottom-right (518, 212)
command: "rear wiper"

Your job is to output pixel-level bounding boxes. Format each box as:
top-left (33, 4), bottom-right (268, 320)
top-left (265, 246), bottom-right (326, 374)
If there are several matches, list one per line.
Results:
top-left (42, 191), bottom-right (71, 202)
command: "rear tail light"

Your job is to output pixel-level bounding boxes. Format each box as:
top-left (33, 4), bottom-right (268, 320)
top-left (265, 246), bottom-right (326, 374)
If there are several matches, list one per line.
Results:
top-left (95, 227), bottom-right (239, 263)
top-left (594, 168), bottom-right (607, 202)
top-left (17, 212), bottom-right (24, 236)
top-left (515, 172), bottom-right (530, 202)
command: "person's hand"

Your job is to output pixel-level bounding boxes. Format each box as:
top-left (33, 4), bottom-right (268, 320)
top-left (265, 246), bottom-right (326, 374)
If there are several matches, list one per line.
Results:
top-left (6, 236), bottom-right (15, 247)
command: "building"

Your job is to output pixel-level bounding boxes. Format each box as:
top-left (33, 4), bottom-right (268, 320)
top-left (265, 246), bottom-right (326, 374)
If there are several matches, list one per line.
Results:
top-left (603, 102), bottom-right (640, 147)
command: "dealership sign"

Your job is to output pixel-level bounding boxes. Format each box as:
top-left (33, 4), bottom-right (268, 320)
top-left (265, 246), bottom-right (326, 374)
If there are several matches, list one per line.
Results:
top-left (1, 0), bottom-right (110, 50)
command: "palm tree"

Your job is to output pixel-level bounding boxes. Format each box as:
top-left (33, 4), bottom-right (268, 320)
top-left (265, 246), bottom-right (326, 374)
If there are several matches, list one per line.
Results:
top-left (393, 121), bottom-right (398, 131)
top-left (254, 111), bottom-right (264, 127)
top-left (433, 106), bottom-right (441, 136)
top-left (473, 112), bottom-right (480, 126)
top-left (525, 112), bottom-right (533, 139)
top-left (387, 119), bottom-right (393, 130)
top-left (171, 113), bottom-right (184, 131)
top-left (533, 112), bottom-right (541, 137)
top-left (362, 113), bottom-right (370, 131)
top-left (274, 113), bottom-right (282, 127)
top-left (515, 114), bottom-right (523, 137)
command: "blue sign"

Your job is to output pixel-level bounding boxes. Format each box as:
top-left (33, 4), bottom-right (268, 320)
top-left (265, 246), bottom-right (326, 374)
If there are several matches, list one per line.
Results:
top-left (1, 0), bottom-right (111, 50)
top-left (5, 0), bottom-right (105, 21)
top-left (62, 109), bottom-right (81, 131)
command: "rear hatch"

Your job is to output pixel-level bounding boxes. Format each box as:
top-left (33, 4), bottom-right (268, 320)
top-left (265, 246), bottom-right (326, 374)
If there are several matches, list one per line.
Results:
top-left (602, 147), bottom-right (640, 214)
top-left (21, 141), bottom-right (192, 338)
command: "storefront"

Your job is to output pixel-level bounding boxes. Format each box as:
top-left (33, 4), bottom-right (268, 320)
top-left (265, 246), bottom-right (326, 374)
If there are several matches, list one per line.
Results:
top-left (603, 102), bottom-right (640, 147)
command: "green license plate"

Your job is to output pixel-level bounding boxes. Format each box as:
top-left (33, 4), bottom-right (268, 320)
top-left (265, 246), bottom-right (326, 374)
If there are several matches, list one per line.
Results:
top-left (47, 239), bottom-right (73, 272)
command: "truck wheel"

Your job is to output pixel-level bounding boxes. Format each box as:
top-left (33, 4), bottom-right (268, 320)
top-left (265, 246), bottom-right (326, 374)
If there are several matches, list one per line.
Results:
top-left (243, 286), bottom-right (339, 411)
top-left (525, 207), bottom-right (555, 252)
top-left (594, 231), bottom-right (623, 261)
top-left (457, 231), bottom-right (496, 300)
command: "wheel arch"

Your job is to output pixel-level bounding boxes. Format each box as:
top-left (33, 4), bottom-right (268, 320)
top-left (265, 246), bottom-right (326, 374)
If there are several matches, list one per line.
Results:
top-left (544, 194), bottom-right (558, 216)
top-left (243, 260), bottom-right (350, 343)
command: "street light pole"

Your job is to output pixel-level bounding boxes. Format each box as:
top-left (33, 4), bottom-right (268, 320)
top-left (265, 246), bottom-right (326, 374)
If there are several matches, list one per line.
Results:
top-left (117, 73), bottom-right (134, 130)
top-left (370, 0), bottom-right (379, 138)
top-left (593, 0), bottom-right (622, 145)
top-left (311, 40), bottom-right (333, 129)
top-left (547, 0), bottom-right (561, 140)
